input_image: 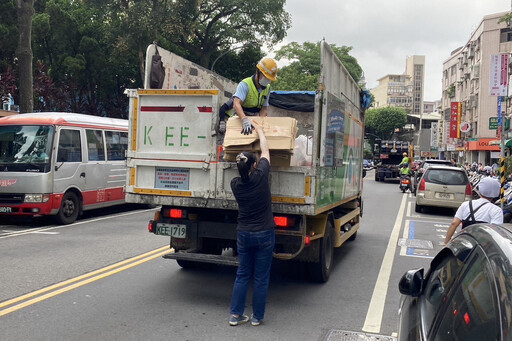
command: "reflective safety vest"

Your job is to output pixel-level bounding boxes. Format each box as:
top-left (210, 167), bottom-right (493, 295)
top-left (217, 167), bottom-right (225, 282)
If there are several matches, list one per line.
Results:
top-left (226, 76), bottom-right (270, 117)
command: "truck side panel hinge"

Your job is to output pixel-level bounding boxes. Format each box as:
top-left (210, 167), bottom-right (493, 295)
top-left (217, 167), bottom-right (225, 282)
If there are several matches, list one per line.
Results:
top-left (203, 153), bottom-right (213, 171)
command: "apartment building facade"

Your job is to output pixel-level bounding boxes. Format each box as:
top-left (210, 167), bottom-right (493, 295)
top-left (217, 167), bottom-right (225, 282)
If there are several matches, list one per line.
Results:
top-left (441, 11), bottom-right (512, 164)
top-left (370, 56), bottom-right (430, 154)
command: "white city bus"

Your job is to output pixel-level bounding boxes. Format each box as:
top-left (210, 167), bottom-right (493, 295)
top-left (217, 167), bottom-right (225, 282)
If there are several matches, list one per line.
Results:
top-left (0, 112), bottom-right (128, 224)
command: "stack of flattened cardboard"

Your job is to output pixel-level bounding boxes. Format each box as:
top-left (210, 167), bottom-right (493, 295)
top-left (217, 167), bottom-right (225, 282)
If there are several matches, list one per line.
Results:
top-left (223, 116), bottom-right (298, 166)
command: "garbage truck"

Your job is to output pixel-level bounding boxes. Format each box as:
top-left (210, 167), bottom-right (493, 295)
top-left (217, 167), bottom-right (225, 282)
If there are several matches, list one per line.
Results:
top-left (125, 41), bottom-right (368, 282)
top-left (373, 139), bottom-right (411, 182)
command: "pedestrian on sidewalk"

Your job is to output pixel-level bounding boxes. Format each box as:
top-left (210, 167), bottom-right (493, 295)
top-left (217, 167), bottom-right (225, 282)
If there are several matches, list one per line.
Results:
top-left (229, 121), bottom-right (275, 326)
top-left (444, 177), bottom-right (503, 245)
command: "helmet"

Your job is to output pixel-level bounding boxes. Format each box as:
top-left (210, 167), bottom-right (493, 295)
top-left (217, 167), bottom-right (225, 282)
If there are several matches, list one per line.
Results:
top-left (403, 152), bottom-right (407, 156)
top-left (257, 57), bottom-right (278, 81)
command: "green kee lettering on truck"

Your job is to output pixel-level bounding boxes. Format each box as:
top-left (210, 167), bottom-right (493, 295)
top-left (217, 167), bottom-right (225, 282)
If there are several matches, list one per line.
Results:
top-left (166, 127), bottom-right (175, 146)
top-left (144, 126), bottom-right (153, 145)
top-left (181, 127), bottom-right (189, 147)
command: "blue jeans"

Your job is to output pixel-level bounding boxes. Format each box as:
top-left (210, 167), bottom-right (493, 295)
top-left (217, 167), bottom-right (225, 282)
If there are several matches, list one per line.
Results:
top-left (230, 229), bottom-right (275, 320)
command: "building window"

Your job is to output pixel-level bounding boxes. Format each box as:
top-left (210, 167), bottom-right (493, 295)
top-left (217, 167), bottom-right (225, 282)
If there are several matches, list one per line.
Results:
top-left (500, 28), bottom-right (512, 43)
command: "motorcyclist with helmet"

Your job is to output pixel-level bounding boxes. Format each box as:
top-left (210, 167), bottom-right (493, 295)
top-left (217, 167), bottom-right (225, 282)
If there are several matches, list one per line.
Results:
top-left (399, 162), bottom-right (412, 192)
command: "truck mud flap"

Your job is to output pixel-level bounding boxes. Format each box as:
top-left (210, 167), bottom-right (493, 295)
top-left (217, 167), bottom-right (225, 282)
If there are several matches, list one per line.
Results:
top-left (163, 252), bottom-right (239, 267)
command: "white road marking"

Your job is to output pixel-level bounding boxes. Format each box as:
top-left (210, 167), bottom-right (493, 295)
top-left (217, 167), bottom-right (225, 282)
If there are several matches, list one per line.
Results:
top-left (0, 208), bottom-right (155, 239)
top-left (362, 193), bottom-right (407, 333)
top-left (399, 219), bottom-right (410, 256)
top-left (31, 231), bottom-right (60, 235)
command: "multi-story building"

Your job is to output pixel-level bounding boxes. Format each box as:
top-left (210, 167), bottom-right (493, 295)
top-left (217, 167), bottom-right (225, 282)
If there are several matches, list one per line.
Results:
top-left (441, 11), bottom-right (512, 164)
top-left (371, 74), bottom-right (413, 112)
top-left (371, 56), bottom-right (432, 156)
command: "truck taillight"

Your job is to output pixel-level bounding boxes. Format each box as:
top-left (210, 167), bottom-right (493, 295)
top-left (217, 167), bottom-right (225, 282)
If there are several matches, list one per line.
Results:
top-left (162, 208), bottom-right (185, 219)
top-left (465, 183), bottom-right (472, 196)
top-left (148, 220), bottom-right (155, 233)
top-left (170, 209), bottom-right (183, 218)
top-left (418, 178), bottom-right (426, 191)
top-left (274, 216), bottom-right (295, 227)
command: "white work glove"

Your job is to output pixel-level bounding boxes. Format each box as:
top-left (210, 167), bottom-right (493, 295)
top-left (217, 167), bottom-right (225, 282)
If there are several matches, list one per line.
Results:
top-left (219, 120), bottom-right (226, 134)
top-left (241, 117), bottom-right (254, 135)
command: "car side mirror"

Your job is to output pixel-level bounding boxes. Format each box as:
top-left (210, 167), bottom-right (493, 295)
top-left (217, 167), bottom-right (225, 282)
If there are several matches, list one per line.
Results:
top-left (398, 268), bottom-right (424, 297)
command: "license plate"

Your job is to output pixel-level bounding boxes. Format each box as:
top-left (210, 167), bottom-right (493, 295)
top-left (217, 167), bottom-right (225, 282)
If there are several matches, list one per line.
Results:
top-left (0, 207), bottom-right (12, 213)
top-left (436, 192), bottom-right (453, 199)
top-left (156, 223), bottom-right (186, 238)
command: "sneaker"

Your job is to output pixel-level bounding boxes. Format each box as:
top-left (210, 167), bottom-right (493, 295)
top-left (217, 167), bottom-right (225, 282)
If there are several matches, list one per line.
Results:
top-left (229, 314), bottom-right (249, 326)
top-left (251, 315), bottom-right (262, 326)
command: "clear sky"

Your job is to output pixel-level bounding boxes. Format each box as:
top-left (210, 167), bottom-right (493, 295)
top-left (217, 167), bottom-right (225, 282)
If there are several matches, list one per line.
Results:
top-left (275, 0), bottom-right (510, 101)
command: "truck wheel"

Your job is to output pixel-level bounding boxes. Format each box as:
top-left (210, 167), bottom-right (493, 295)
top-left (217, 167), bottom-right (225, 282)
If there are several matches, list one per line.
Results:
top-left (375, 173), bottom-right (379, 181)
top-left (414, 204), bottom-right (423, 213)
top-left (55, 191), bottom-right (80, 225)
top-left (348, 230), bottom-right (357, 241)
top-left (309, 220), bottom-right (334, 283)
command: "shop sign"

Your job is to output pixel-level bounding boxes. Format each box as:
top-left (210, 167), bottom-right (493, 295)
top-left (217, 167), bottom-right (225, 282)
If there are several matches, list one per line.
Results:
top-left (450, 102), bottom-right (460, 138)
top-left (489, 117), bottom-right (498, 130)
top-left (490, 54), bottom-right (509, 96)
top-left (467, 138), bottom-right (501, 151)
top-left (460, 122), bottom-right (471, 133)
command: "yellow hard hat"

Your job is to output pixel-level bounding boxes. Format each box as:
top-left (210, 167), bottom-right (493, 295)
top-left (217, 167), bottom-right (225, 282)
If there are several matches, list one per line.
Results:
top-left (403, 152), bottom-right (407, 156)
top-left (257, 57), bottom-right (278, 81)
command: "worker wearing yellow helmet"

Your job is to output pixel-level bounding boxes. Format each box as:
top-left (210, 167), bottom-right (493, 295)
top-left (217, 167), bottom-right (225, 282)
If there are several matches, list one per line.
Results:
top-left (399, 152), bottom-right (409, 167)
top-left (218, 57), bottom-right (278, 135)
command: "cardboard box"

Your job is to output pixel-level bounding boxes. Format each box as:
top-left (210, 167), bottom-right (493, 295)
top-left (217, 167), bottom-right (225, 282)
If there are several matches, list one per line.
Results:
top-left (223, 150), bottom-right (292, 167)
top-left (223, 116), bottom-right (297, 152)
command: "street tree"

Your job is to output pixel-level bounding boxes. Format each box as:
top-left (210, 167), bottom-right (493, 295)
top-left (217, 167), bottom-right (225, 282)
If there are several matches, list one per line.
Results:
top-left (272, 41), bottom-right (363, 91)
top-left (167, 0), bottom-right (291, 69)
top-left (365, 107), bottom-right (408, 140)
top-left (16, 0), bottom-right (35, 113)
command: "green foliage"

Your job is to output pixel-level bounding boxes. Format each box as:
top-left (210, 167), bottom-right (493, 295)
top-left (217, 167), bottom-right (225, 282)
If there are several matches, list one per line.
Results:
top-left (272, 41), bottom-right (363, 91)
top-left (0, 0), bottom-right (17, 72)
top-left (4, 0), bottom-right (291, 116)
top-left (446, 83), bottom-right (455, 98)
top-left (365, 107), bottom-right (408, 139)
top-left (499, 12), bottom-right (512, 25)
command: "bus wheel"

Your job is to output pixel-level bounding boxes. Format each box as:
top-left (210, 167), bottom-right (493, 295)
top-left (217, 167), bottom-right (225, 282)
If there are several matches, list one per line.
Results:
top-left (56, 192), bottom-right (80, 225)
top-left (309, 220), bottom-right (334, 283)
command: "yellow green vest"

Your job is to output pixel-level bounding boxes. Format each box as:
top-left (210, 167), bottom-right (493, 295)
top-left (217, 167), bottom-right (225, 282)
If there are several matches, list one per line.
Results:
top-left (227, 76), bottom-right (270, 116)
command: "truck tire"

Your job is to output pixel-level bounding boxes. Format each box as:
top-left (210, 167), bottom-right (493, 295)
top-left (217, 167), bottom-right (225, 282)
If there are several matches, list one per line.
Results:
top-left (414, 204), bottom-right (423, 213)
top-left (55, 191), bottom-right (80, 225)
top-left (309, 220), bottom-right (334, 283)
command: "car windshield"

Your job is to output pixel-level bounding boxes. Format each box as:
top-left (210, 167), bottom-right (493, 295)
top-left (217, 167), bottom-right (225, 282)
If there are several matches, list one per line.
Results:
top-left (424, 169), bottom-right (467, 185)
top-left (0, 125), bottom-right (54, 171)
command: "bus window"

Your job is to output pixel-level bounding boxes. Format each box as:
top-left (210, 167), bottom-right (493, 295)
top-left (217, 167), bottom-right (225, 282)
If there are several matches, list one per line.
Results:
top-left (86, 129), bottom-right (105, 161)
top-left (105, 131), bottom-right (128, 161)
top-left (57, 129), bottom-right (82, 163)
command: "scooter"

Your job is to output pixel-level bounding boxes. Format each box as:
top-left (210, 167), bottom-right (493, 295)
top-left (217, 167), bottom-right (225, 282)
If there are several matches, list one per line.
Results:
top-left (399, 174), bottom-right (411, 193)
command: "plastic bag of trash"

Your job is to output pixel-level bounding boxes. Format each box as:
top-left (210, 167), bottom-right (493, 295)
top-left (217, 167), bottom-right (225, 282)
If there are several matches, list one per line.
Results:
top-left (290, 135), bottom-right (312, 166)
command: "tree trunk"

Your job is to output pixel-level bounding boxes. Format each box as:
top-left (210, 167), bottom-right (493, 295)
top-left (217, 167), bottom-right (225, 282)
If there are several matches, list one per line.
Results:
top-left (16, 0), bottom-right (35, 113)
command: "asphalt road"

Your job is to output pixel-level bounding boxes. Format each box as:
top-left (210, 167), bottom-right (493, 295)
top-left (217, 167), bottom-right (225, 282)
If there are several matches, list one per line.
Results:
top-left (0, 171), bottom-right (457, 341)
